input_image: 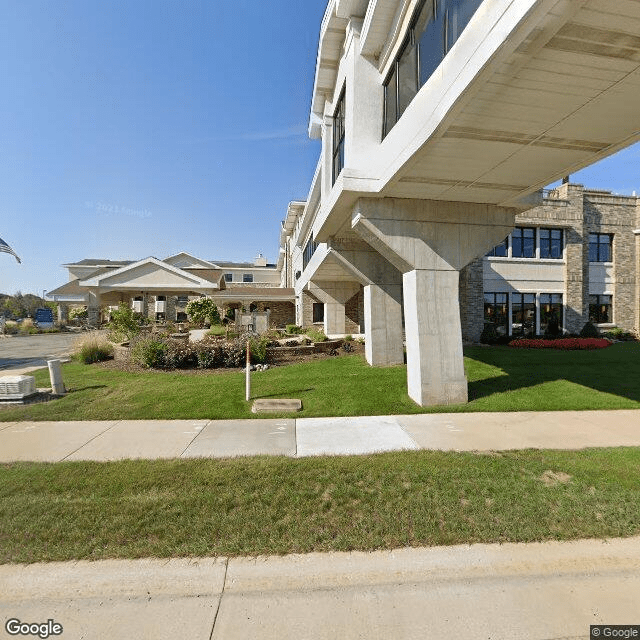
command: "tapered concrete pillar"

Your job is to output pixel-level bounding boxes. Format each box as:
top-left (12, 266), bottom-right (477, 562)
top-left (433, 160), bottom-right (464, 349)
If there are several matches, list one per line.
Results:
top-left (352, 197), bottom-right (518, 406)
top-left (364, 283), bottom-right (403, 366)
top-left (403, 270), bottom-right (467, 405)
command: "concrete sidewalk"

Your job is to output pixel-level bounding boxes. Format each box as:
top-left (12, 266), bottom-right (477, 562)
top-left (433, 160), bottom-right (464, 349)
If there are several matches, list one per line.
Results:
top-left (2, 536), bottom-right (639, 639)
top-left (0, 410), bottom-right (639, 462)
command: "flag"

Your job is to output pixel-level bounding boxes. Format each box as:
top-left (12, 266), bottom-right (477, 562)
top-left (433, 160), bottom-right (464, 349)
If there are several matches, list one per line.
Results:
top-left (0, 237), bottom-right (21, 263)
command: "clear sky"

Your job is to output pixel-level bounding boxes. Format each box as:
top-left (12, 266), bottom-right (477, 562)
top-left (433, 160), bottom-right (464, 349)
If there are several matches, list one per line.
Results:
top-left (1, 1), bottom-right (639, 296)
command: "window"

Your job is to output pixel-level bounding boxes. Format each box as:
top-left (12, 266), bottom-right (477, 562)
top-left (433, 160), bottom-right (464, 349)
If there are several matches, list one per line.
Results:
top-left (332, 88), bottom-right (345, 185)
top-left (177, 295), bottom-right (188, 305)
top-left (484, 293), bottom-right (508, 336)
top-left (589, 295), bottom-right (612, 324)
top-left (303, 232), bottom-right (318, 271)
top-left (176, 312), bottom-right (188, 322)
top-left (224, 273), bottom-right (233, 282)
top-left (156, 295), bottom-right (166, 302)
top-left (511, 293), bottom-right (536, 337)
top-left (242, 273), bottom-right (253, 283)
top-left (589, 233), bottom-right (612, 262)
top-left (312, 303), bottom-right (324, 323)
top-left (383, 0), bottom-right (483, 136)
top-left (487, 237), bottom-right (508, 257)
top-left (512, 227), bottom-right (535, 258)
top-left (539, 294), bottom-right (563, 335)
top-left (539, 229), bottom-right (563, 259)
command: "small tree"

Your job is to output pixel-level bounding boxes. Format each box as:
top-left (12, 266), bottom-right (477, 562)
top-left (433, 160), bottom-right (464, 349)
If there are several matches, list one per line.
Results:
top-left (108, 305), bottom-right (145, 341)
top-left (186, 298), bottom-right (221, 326)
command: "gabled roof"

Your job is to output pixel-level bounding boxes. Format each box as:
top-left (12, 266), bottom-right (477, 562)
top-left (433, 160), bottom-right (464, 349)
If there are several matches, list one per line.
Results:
top-left (79, 257), bottom-right (220, 289)
top-left (214, 261), bottom-right (277, 269)
top-left (163, 252), bottom-right (221, 269)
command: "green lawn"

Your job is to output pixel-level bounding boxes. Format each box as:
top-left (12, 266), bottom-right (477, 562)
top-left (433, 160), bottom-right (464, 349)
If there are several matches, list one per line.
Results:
top-left (1, 342), bottom-right (639, 421)
top-left (2, 448), bottom-right (639, 563)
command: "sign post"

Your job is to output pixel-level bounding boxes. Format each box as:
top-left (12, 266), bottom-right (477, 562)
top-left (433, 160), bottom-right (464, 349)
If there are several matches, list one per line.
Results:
top-left (245, 341), bottom-right (251, 401)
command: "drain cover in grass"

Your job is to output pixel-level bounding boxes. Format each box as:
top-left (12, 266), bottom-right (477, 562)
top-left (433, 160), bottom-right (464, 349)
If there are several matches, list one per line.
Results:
top-left (252, 399), bottom-right (302, 413)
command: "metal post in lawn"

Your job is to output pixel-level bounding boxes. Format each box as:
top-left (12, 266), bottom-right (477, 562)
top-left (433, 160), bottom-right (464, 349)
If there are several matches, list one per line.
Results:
top-left (245, 340), bottom-right (251, 401)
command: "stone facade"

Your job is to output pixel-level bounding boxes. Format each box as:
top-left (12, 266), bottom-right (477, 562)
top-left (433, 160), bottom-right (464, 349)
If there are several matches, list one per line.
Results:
top-left (459, 183), bottom-right (639, 341)
top-left (344, 288), bottom-right (365, 334)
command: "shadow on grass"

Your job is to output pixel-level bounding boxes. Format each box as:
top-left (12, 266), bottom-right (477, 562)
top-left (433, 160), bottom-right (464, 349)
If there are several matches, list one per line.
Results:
top-left (466, 342), bottom-right (640, 404)
top-left (68, 385), bottom-right (108, 393)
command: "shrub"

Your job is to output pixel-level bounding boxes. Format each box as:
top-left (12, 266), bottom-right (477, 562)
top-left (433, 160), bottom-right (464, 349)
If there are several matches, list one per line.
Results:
top-left (207, 325), bottom-right (226, 337)
top-left (306, 328), bottom-right (328, 343)
top-left (602, 327), bottom-right (637, 342)
top-left (186, 298), bottom-right (220, 327)
top-left (108, 305), bottom-right (146, 342)
top-left (509, 337), bottom-right (611, 350)
top-left (579, 321), bottom-right (599, 338)
top-left (480, 323), bottom-right (499, 344)
top-left (344, 334), bottom-right (353, 342)
top-left (74, 335), bottom-right (113, 364)
top-left (69, 307), bottom-right (88, 321)
top-left (130, 336), bottom-right (168, 368)
top-left (249, 335), bottom-right (270, 363)
top-left (3, 321), bottom-right (19, 335)
top-left (285, 324), bottom-right (302, 335)
top-left (19, 319), bottom-right (38, 335)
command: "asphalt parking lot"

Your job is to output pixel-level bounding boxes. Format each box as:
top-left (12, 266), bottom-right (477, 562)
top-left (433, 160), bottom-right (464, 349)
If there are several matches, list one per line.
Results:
top-left (0, 332), bottom-right (80, 372)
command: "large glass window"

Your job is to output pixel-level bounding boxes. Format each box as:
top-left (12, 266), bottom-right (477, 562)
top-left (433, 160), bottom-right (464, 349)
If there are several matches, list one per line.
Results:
top-left (332, 89), bottom-right (345, 185)
top-left (589, 295), bottom-right (612, 323)
top-left (383, 0), bottom-right (483, 136)
top-left (484, 293), bottom-right (508, 336)
top-left (242, 273), bottom-right (254, 283)
top-left (511, 293), bottom-right (536, 337)
top-left (487, 237), bottom-right (508, 257)
top-left (512, 227), bottom-right (535, 258)
top-left (539, 294), bottom-right (563, 335)
top-left (589, 233), bottom-right (612, 262)
top-left (539, 229), bottom-right (563, 259)
top-left (224, 273), bottom-right (233, 283)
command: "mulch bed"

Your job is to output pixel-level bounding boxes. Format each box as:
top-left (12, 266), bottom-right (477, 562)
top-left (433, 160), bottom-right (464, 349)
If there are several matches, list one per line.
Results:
top-left (96, 341), bottom-right (365, 375)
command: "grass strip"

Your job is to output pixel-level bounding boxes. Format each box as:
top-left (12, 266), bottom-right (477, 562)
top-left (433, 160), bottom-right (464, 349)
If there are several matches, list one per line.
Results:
top-left (1, 343), bottom-right (640, 421)
top-left (1, 447), bottom-right (639, 563)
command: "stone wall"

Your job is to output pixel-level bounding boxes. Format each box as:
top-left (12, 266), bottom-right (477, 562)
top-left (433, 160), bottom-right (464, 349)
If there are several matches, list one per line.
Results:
top-left (345, 287), bottom-right (364, 334)
top-left (458, 183), bottom-right (639, 339)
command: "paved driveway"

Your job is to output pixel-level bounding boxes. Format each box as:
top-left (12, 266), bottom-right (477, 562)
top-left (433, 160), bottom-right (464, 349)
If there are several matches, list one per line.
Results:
top-left (0, 333), bottom-right (82, 372)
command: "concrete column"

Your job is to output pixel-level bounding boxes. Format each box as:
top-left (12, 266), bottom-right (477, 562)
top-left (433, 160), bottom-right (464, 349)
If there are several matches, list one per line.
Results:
top-left (325, 239), bottom-right (404, 366)
top-left (307, 282), bottom-right (360, 336)
top-left (404, 269), bottom-right (467, 406)
top-left (364, 283), bottom-right (403, 366)
top-left (352, 197), bottom-right (518, 407)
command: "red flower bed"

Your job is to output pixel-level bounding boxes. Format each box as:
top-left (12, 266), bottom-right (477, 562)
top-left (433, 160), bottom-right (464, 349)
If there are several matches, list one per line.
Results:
top-left (508, 338), bottom-right (611, 350)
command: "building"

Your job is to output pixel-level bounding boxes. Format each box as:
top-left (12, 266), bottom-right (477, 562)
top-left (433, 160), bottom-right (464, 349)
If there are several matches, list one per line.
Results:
top-left (47, 252), bottom-right (295, 328)
top-left (49, 1), bottom-right (640, 408)
top-left (461, 182), bottom-right (640, 341)
top-left (278, 0), bottom-right (640, 407)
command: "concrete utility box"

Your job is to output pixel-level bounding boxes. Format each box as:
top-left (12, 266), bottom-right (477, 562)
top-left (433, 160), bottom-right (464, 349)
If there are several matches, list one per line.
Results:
top-left (0, 375), bottom-right (37, 400)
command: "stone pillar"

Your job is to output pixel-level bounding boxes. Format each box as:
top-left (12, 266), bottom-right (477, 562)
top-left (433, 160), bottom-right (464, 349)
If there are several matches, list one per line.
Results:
top-left (364, 283), bottom-right (403, 366)
top-left (307, 282), bottom-right (360, 335)
top-left (57, 304), bottom-right (69, 324)
top-left (352, 197), bottom-right (517, 406)
top-left (87, 290), bottom-right (101, 327)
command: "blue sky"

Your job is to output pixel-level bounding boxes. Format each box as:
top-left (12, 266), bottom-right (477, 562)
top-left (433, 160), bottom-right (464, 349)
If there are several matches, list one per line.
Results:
top-left (1, 1), bottom-right (639, 296)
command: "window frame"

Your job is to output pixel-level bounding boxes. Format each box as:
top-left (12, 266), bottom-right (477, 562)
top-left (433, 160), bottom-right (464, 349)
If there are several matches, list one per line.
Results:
top-left (589, 294), bottom-right (613, 324)
top-left (539, 228), bottom-right (563, 259)
top-left (511, 227), bottom-right (536, 259)
top-left (332, 87), bottom-right (346, 185)
top-left (483, 292), bottom-right (509, 336)
top-left (224, 273), bottom-right (233, 283)
top-left (589, 233), bottom-right (613, 263)
top-left (242, 273), bottom-right (254, 283)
